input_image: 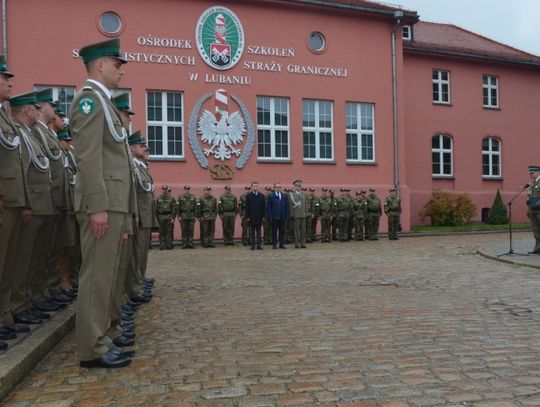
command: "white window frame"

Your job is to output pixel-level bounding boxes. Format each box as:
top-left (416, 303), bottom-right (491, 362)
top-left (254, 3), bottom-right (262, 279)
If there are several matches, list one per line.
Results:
top-left (402, 25), bottom-right (412, 40)
top-left (256, 96), bottom-right (290, 161)
top-left (482, 136), bottom-right (502, 178)
top-left (146, 91), bottom-right (184, 159)
top-left (345, 102), bottom-right (376, 163)
top-left (302, 99), bottom-right (334, 162)
top-left (34, 85), bottom-right (76, 118)
top-left (432, 70), bottom-right (451, 104)
top-left (432, 134), bottom-right (453, 177)
top-left (483, 75), bottom-right (499, 108)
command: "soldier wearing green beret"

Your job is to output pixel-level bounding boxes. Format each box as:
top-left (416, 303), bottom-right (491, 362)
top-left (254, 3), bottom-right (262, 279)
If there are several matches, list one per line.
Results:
top-left (317, 187), bottom-right (334, 243)
top-left (239, 185), bottom-right (251, 245)
top-left (353, 190), bottom-right (367, 241)
top-left (384, 187), bottom-right (401, 240)
top-left (365, 187), bottom-right (382, 240)
top-left (177, 185), bottom-right (197, 249)
top-left (335, 188), bottom-right (352, 242)
top-left (218, 185), bottom-right (238, 246)
top-left (69, 38), bottom-right (134, 368)
top-left (308, 187), bottom-right (319, 242)
top-left (198, 186), bottom-right (217, 248)
top-left (156, 185), bottom-right (176, 250)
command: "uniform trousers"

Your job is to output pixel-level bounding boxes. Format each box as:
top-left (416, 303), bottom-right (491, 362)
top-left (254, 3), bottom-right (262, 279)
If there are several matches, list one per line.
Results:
top-left (76, 211), bottom-right (125, 361)
top-left (29, 216), bottom-right (56, 305)
top-left (529, 209), bottom-right (540, 253)
top-left (45, 212), bottom-right (63, 296)
top-left (201, 219), bottom-right (215, 247)
top-left (181, 219), bottom-right (195, 247)
top-left (0, 208), bottom-right (22, 326)
top-left (221, 213), bottom-right (236, 244)
top-left (126, 226), bottom-right (151, 298)
top-left (320, 217), bottom-right (332, 242)
top-left (293, 217), bottom-right (306, 247)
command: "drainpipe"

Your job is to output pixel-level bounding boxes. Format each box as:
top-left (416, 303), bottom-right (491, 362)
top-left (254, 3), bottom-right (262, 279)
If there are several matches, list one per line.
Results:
top-left (391, 11), bottom-right (403, 199)
top-left (2, 0), bottom-right (6, 59)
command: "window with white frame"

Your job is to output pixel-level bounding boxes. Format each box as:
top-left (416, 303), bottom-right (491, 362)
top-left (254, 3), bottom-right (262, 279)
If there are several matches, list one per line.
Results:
top-left (34, 85), bottom-right (75, 116)
top-left (146, 91), bottom-right (183, 158)
top-left (432, 70), bottom-right (450, 104)
top-left (432, 134), bottom-right (453, 176)
top-left (303, 99), bottom-right (333, 161)
top-left (483, 75), bottom-right (499, 108)
top-left (257, 96), bottom-right (290, 160)
top-left (402, 25), bottom-right (412, 40)
top-left (346, 102), bottom-right (375, 162)
top-left (482, 137), bottom-right (501, 178)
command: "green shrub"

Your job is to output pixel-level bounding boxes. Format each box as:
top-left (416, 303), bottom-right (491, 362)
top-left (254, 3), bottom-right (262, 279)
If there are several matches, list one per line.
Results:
top-left (487, 190), bottom-right (508, 224)
top-left (420, 189), bottom-right (477, 226)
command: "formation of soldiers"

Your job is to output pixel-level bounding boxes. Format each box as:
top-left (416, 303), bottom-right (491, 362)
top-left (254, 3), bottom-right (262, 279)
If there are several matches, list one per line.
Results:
top-left (156, 183), bottom-right (402, 249)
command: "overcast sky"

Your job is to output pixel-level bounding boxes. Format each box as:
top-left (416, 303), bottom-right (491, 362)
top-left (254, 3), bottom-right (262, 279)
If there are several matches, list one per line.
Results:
top-left (390, 0), bottom-right (540, 56)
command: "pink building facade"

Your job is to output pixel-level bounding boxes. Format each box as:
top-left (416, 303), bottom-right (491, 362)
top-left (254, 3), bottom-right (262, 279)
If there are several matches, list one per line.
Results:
top-left (2, 0), bottom-right (539, 233)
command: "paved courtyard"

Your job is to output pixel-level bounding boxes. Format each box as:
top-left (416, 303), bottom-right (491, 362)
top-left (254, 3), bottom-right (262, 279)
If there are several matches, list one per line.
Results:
top-left (4, 232), bottom-right (540, 407)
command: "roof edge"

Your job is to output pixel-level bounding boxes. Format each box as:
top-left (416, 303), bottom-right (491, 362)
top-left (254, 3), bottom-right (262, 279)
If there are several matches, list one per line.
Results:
top-left (404, 45), bottom-right (540, 68)
top-left (269, 0), bottom-right (419, 21)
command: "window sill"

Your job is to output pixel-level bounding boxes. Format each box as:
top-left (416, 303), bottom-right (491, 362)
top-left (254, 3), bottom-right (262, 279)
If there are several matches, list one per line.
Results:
top-left (149, 157), bottom-right (186, 162)
top-left (483, 176), bottom-right (503, 181)
top-left (346, 161), bottom-right (377, 166)
top-left (432, 175), bottom-right (454, 180)
top-left (257, 159), bottom-right (293, 164)
top-left (303, 160), bottom-right (336, 165)
top-left (432, 102), bottom-right (452, 107)
top-left (483, 106), bottom-right (501, 111)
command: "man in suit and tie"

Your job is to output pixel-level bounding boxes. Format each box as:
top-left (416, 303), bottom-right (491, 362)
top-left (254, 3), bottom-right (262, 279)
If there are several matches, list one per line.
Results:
top-left (69, 38), bottom-right (134, 368)
top-left (267, 182), bottom-right (289, 249)
top-left (245, 181), bottom-right (266, 250)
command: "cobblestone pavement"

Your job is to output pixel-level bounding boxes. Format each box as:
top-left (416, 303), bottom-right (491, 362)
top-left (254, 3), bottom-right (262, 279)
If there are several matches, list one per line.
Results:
top-left (4, 232), bottom-right (540, 407)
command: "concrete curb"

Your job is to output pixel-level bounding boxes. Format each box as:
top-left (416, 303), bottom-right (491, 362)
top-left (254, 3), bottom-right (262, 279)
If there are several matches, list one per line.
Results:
top-left (0, 305), bottom-right (75, 401)
top-left (477, 248), bottom-right (540, 270)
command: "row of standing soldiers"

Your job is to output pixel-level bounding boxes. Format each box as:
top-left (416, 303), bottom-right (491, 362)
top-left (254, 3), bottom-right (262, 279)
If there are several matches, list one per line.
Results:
top-left (155, 185), bottom-right (402, 249)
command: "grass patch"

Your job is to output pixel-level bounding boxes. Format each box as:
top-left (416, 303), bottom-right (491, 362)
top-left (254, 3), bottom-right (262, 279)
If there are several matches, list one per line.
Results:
top-left (410, 223), bottom-right (531, 233)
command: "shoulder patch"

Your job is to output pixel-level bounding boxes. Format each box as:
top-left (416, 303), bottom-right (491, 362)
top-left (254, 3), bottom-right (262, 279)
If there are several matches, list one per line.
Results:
top-left (78, 97), bottom-right (95, 115)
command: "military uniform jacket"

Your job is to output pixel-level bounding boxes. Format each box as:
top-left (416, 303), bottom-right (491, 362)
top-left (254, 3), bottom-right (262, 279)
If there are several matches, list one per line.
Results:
top-left (14, 120), bottom-right (55, 216)
top-left (69, 80), bottom-right (132, 215)
top-left (34, 121), bottom-right (67, 210)
top-left (198, 195), bottom-right (217, 220)
top-left (219, 193), bottom-right (237, 215)
top-left (353, 199), bottom-right (367, 219)
top-left (178, 193), bottom-right (197, 220)
top-left (239, 192), bottom-right (248, 217)
top-left (289, 190), bottom-right (307, 218)
top-left (366, 195), bottom-right (382, 215)
top-left (384, 196), bottom-right (401, 214)
top-left (317, 196), bottom-right (334, 219)
top-left (528, 178), bottom-right (540, 213)
top-left (336, 196), bottom-right (352, 214)
top-left (133, 158), bottom-right (158, 229)
top-left (156, 194), bottom-right (176, 218)
top-left (0, 107), bottom-right (28, 208)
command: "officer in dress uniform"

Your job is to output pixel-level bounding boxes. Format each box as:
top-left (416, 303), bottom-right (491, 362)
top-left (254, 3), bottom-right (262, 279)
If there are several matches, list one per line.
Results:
top-left (218, 185), bottom-right (237, 246)
top-left (198, 186), bottom-right (218, 248)
top-left (309, 187), bottom-right (319, 242)
top-left (384, 187), bottom-right (401, 240)
top-left (289, 180), bottom-right (307, 249)
top-left (527, 166), bottom-right (540, 254)
top-left (0, 60), bottom-right (33, 350)
top-left (177, 185), bottom-right (197, 249)
top-left (156, 185), bottom-right (176, 250)
top-left (239, 185), bottom-right (251, 245)
top-left (335, 188), bottom-right (352, 242)
top-left (69, 38), bottom-right (134, 368)
top-left (353, 190), bottom-right (367, 241)
top-left (366, 187), bottom-right (382, 240)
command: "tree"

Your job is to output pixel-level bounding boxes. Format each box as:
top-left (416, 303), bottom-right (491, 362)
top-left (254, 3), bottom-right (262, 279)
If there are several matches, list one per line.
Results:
top-left (487, 190), bottom-right (508, 224)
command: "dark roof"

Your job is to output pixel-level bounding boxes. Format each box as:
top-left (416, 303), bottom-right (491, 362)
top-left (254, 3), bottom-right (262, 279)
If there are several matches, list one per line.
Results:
top-left (273, 0), bottom-right (418, 20)
top-left (405, 21), bottom-right (540, 67)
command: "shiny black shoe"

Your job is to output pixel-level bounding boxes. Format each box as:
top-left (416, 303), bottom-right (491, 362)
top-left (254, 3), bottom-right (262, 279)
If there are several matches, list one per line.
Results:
top-left (120, 312), bottom-right (134, 322)
top-left (113, 335), bottom-right (135, 347)
top-left (126, 300), bottom-right (141, 309)
top-left (131, 295), bottom-right (151, 304)
top-left (14, 311), bottom-right (42, 325)
top-left (52, 292), bottom-right (73, 303)
top-left (35, 301), bottom-right (60, 312)
top-left (121, 330), bottom-right (135, 339)
top-left (80, 349), bottom-right (131, 368)
top-left (63, 290), bottom-right (77, 299)
top-left (121, 321), bottom-right (135, 331)
top-left (0, 341), bottom-right (7, 350)
top-left (27, 308), bottom-right (51, 320)
top-left (121, 308), bottom-right (135, 317)
top-left (109, 344), bottom-right (135, 358)
top-left (0, 327), bottom-right (17, 340)
top-left (122, 304), bottom-right (137, 313)
top-left (7, 324), bottom-right (30, 333)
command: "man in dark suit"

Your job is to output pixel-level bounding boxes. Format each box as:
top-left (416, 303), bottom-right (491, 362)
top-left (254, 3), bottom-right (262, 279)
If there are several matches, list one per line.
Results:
top-left (267, 182), bottom-right (289, 249)
top-left (245, 181), bottom-right (266, 250)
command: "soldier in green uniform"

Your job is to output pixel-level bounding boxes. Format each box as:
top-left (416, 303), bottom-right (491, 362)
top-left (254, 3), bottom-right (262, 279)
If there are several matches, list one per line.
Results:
top-left (335, 188), bottom-right (353, 242)
top-left (309, 188), bottom-right (319, 242)
top-left (318, 187), bottom-right (334, 243)
top-left (156, 185), bottom-right (176, 250)
top-left (384, 187), bottom-right (401, 240)
top-left (346, 188), bottom-right (355, 240)
top-left (218, 185), bottom-right (237, 246)
top-left (353, 190), bottom-right (367, 241)
top-left (263, 186), bottom-right (273, 245)
top-left (177, 185), bottom-right (197, 249)
top-left (366, 187), bottom-right (382, 241)
top-left (198, 186), bottom-right (217, 248)
top-left (304, 186), bottom-right (314, 243)
top-left (167, 186), bottom-right (175, 245)
top-left (239, 185), bottom-right (250, 246)
top-left (527, 166), bottom-right (540, 253)
top-left (330, 189), bottom-right (338, 241)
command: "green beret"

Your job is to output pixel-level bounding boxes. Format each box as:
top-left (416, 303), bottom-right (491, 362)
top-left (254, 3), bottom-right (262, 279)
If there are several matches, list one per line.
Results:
top-left (369, 187), bottom-right (376, 192)
top-left (53, 101), bottom-right (66, 117)
top-left (528, 166), bottom-right (540, 174)
top-left (10, 91), bottom-right (39, 107)
top-left (128, 130), bottom-right (146, 145)
top-left (0, 55), bottom-right (13, 78)
top-left (57, 127), bottom-right (72, 141)
top-left (112, 92), bottom-right (134, 115)
top-left (78, 38), bottom-right (127, 65)
top-left (162, 185), bottom-right (169, 190)
top-left (36, 88), bottom-right (54, 104)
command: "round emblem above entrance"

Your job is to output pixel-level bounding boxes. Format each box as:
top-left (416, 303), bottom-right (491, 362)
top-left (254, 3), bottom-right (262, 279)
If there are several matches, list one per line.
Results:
top-left (196, 6), bottom-right (245, 71)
